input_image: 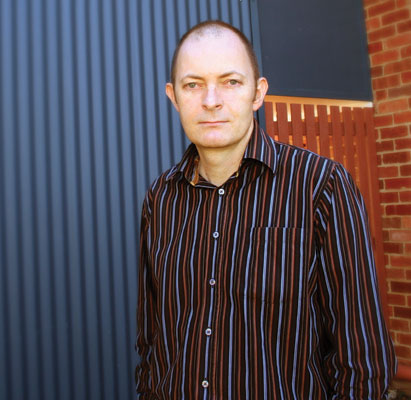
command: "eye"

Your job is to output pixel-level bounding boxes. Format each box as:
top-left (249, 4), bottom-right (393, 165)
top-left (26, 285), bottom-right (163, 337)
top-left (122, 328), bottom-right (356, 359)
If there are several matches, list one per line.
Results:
top-left (224, 79), bottom-right (240, 87)
top-left (186, 82), bottom-right (197, 89)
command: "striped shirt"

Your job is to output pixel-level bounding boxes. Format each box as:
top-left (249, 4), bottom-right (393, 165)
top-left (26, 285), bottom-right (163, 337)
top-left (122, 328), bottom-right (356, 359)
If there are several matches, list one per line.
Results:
top-left (136, 123), bottom-right (396, 399)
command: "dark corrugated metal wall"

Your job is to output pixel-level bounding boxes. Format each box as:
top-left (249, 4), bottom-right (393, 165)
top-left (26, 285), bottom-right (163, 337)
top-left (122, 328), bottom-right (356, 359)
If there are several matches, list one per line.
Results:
top-left (0, 1), bottom-right (258, 399)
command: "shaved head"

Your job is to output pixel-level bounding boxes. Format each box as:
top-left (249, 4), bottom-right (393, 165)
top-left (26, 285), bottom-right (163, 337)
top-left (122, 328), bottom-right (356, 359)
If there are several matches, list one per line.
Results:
top-left (170, 20), bottom-right (260, 87)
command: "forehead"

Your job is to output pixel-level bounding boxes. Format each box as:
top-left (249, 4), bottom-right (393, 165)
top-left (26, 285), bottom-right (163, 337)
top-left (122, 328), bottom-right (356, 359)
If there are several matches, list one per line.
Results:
top-left (175, 29), bottom-right (253, 79)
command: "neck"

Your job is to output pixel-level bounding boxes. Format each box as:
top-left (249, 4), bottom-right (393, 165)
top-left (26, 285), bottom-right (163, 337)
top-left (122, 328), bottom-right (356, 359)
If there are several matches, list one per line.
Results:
top-left (196, 127), bottom-right (254, 187)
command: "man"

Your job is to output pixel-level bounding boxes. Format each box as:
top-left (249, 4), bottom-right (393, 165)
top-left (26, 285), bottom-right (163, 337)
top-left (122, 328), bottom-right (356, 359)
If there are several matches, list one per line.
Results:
top-left (136, 20), bottom-right (396, 399)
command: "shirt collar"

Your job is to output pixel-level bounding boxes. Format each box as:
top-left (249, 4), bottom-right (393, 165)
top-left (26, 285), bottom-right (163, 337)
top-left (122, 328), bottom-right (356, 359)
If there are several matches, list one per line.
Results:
top-left (165, 119), bottom-right (278, 182)
top-left (243, 119), bottom-right (278, 174)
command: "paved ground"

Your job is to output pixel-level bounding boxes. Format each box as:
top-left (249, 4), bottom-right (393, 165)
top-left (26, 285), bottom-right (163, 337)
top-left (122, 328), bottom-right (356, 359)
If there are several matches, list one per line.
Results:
top-left (389, 379), bottom-right (411, 399)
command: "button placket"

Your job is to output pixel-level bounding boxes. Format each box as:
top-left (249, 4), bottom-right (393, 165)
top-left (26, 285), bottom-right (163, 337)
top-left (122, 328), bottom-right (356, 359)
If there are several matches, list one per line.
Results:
top-left (202, 189), bottom-right (225, 395)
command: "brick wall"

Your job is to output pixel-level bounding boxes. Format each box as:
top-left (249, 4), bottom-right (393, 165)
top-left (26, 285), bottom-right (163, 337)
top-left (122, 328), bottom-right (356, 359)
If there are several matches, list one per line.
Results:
top-left (364, 0), bottom-right (411, 365)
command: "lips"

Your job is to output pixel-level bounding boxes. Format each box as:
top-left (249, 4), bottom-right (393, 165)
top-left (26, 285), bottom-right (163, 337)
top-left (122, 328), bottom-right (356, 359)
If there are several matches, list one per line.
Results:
top-left (199, 120), bottom-right (227, 124)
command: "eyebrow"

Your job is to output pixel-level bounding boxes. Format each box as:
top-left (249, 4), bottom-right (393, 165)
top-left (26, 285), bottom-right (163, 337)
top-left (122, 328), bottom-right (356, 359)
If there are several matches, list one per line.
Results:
top-left (180, 70), bottom-right (246, 82)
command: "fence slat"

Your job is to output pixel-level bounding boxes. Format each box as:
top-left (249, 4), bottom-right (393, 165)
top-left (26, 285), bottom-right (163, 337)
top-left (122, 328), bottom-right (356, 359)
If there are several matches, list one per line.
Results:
top-left (342, 107), bottom-right (357, 181)
top-left (264, 101), bottom-right (275, 139)
top-left (276, 103), bottom-right (289, 143)
top-left (354, 108), bottom-right (371, 213)
top-left (304, 104), bottom-right (317, 153)
top-left (330, 106), bottom-right (344, 165)
top-left (318, 105), bottom-right (330, 158)
top-left (291, 104), bottom-right (304, 148)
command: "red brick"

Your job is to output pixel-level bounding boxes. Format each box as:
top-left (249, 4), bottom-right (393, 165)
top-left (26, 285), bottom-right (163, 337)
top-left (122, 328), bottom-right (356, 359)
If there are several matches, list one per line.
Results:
top-left (383, 216), bottom-right (402, 228)
top-left (380, 125), bottom-right (408, 139)
top-left (392, 281), bottom-right (411, 293)
top-left (384, 58), bottom-right (411, 75)
top-left (389, 293), bottom-right (407, 305)
top-left (390, 230), bottom-right (411, 242)
top-left (403, 216), bottom-right (411, 228)
top-left (382, 9), bottom-right (410, 25)
top-left (391, 255), bottom-right (411, 267)
top-left (388, 84), bottom-right (411, 98)
top-left (398, 333), bottom-right (411, 346)
top-left (368, 0), bottom-right (396, 17)
top-left (386, 267), bottom-right (405, 280)
top-left (374, 74), bottom-right (401, 89)
top-left (375, 89), bottom-right (388, 100)
top-left (371, 65), bottom-right (384, 78)
top-left (381, 192), bottom-right (400, 204)
top-left (396, 139), bottom-right (411, 151)
top-left (378, 98), bottom-right (409, 114)
top-left (377, 140), bottom-right (395, 152)
top-left (386, 204), bottom-right (411, 215)
top-left (394, 308), bottom-right (411, 321)
top-left (368, 25), bottom-right (396, 42)
top-left (366, 16), bottom-right (381, 31)
top-left (378, 165), bottom-right (399, 178)
top-left (387, 33), bottom-right (411, 49)
top-left (396, 0), bottom-right (409, 7)
top-left (383, 229), bottom-right (390, 241)
top-left (390, 318), bottom-right (409, 331)
top-left (394, 110), bottom-right (411, 124)
top-left (364, 0), bottom-right (381, 6)
top-left (374, 114), bottom-right (393, 127)
top-left (401, 45), bottom-right (411, 58)
top-left (398, 20), bottom-right (411, 33)
top-left (369, 42), bottom-right (383, 54)
top-left (400, 191), bottom-right (411, 202)
top-left (383, 242), bottom-right (404, 255)
top-left (407, 270), bottom-right (411, 280)
top-left (395, 344), bottom-right (411, 359)
top-left (371, 49), bottom-right (400, 65)
top-left (406, 243), bottom-right (411, 252)
top-left (365, 0), bottom-right (382, 5)
top-left (402, 71), bottom-right (411, 83)
top-left (382, 151), bottom-right (411, 164)
top-left (384, 242), bottom-right (404, 253)
top-left (400, 163), bottom-right (411, 173)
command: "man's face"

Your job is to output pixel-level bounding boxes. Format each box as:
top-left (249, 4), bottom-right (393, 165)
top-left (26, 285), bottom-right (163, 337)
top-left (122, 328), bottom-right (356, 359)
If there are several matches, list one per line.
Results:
top-left (166, 29), bottom-right (268, 153)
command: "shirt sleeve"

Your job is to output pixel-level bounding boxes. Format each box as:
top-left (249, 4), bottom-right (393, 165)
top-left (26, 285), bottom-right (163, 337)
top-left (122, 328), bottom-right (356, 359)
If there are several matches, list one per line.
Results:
top-left (135, 193), bottom-right (157, 397)
top-left (315, 163), bottom-right (397, 399)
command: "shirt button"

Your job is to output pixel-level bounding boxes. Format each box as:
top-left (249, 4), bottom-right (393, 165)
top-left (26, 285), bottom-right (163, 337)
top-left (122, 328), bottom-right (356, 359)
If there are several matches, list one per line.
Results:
top-left (209, 278), bottom-right (216, 286)
top-left (205, 328), bottom-right (212, 336)
top-left (212, 231), bottom-right (219, 239)
top-left (202, 380), bottom-right (209, 388)
top-left (218, 188), bottom-right (225, 195)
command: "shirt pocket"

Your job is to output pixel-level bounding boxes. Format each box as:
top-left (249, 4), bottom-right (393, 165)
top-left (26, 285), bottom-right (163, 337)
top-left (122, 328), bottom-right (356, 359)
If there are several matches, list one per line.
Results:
top-left (232, 226), bottom-right (305, 306)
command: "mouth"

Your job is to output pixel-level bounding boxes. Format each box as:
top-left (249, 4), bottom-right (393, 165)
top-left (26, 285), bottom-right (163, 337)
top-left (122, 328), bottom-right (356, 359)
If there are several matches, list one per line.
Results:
top-left (199, 121), bottom-right (227, 125)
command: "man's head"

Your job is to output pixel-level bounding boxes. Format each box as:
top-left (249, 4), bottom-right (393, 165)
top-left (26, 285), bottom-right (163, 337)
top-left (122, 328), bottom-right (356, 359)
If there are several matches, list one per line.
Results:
top-left (170, 20), bottom-right (260, 87)
top-left (166, 20), bottom-right (268, 154)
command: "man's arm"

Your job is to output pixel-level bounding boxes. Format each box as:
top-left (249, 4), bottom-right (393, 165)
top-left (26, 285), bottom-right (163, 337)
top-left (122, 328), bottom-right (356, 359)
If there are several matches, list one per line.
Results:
top-left (315, 163), bottom-right (396, 398)
top-left (135, 195), bottom-right (156, 398)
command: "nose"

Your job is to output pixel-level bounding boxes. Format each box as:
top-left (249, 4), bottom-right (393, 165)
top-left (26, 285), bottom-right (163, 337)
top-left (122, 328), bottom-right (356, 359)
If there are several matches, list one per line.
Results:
top-left (202, 85), bottom-right (222, 110)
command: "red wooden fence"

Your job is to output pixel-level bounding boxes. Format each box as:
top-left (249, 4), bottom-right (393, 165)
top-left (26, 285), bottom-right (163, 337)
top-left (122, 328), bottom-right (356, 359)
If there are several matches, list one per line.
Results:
top-left (264, 101), bottom-right (389, 321)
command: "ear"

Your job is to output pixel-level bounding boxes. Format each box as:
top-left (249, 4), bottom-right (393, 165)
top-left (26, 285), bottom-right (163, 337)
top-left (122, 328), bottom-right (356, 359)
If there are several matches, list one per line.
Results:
top-left (252, 77), bottom-right (269, 112)
top-left (165, 82), bottom-right (180, 112)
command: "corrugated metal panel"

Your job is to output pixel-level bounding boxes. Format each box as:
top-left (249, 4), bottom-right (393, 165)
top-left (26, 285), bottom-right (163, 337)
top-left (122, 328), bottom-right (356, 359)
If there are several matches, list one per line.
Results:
top-left (0, 1), bottom-right (257, 399)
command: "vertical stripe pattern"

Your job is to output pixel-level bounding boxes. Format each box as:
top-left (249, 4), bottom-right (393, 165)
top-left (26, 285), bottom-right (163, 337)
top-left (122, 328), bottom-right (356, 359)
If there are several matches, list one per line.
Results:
top-left (136, 124), bottom-right (396, 399)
